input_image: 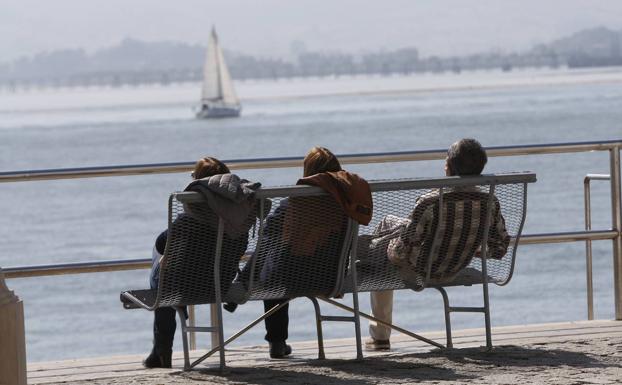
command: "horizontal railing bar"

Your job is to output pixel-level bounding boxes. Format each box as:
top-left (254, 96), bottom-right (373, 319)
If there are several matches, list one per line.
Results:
top-left (585, 174), bottom-right (611, 182)
top-left (4, 229), bottom-right (618, 279)
top-left (449, 307), bottom-right (486, 312)
top-left (519, 230), bottom-right (618, 245)
top-left (483, 140), bottom-right (621, 157)
top-left (3, 259), bottom-right (151, 279)
top-left (184, 326), bottom-right (217, 333)
top-left (1, 139), bottom-right (620, 183)
top-left (0, 162), bottom-right (196, 183)
top-left (320, 316), bottom-right (356, 322)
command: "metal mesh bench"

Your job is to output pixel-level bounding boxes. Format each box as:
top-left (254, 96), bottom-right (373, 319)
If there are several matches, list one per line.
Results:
top-left (323, 172), bottom-right (536, 351)
top-left (121, 185), bottom-right (361, 371)
top-left (121, 172), bottom-right (535, 370)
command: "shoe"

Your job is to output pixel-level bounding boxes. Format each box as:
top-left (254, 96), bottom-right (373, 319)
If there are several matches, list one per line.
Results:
top-left (269, 341), bottom-right (292, 359)
top-left (142, 348), bottom-right (172, 368)
top-left (365, 337), bottom-right (390, 351)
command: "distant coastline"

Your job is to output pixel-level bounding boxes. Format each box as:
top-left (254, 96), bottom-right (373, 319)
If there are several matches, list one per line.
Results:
top-left (1, 26), bottom-right (621, 93)
top-left (2, 66), bottom-right (622, 111)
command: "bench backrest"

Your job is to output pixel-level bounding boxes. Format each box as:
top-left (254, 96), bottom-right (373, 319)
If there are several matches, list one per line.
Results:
top-left (354, 173), bottom-right (535, 292)
top-left (152, 173), bottom-right (534, 307)
top-left (246, 186), bottom-right (355, 300)
top-left (155, 193), bottom-right (249, 307)
top-left (154, 185), bottom-right (356, 308)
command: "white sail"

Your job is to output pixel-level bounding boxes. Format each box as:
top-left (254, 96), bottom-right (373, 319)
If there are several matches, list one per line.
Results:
top-left (201, 29), bottom-right (222, 101)
top-left (217, 46), bottom-right (239, 105)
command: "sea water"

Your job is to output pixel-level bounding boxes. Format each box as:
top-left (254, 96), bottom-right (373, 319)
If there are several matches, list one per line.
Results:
top-left (1, 68), bottom-right (621, 362)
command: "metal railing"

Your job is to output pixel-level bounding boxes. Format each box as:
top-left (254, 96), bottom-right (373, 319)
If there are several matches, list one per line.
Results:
top-left (1, 139), bottom-right (621, 183)
top-left (584, 174), bottom-right (613, 320)
top-left (2, 139), bottom-right (621, 323)
top-left (3, 231), bottom-right (618, 279)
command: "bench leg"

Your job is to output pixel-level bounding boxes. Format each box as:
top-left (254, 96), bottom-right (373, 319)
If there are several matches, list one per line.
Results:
top-left (435, 288), bottom-right (453, 348)
top-left (309, 298), bottom-right (326, 359)
top-left (345, 223), bottom-right (363, 361)
top-left (215, 301), bottom-right (226, 371)
top-left (309, 295), bottom-right (364, 360)
top-left (176, 307), bottom-right (191, 370)
top-left (351, 291), bottom-right (363, 360)
top-left (186, 301), bottom-right (289, 371)
top-left (482, 281), bottom-right (493, 351)
top-left (435, 285), bottom-right (493, 351)
top-left (318, 297), bottom-right (444, 349)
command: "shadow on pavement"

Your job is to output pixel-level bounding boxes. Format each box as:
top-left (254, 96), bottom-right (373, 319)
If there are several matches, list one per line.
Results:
top-left (168, 342), bottom-right (618, 384)
top-left (427, 343), bottom-right (620, 369)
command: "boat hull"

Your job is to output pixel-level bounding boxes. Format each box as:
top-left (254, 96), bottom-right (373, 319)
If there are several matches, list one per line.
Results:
top-left (196, 104), bottom-right (241, 119)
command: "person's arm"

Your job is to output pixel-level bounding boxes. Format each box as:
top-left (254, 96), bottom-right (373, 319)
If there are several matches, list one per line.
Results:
top-left (155, 229), bottom-right (167, 255)
top-left (149, 229), bottom-right (168, 289)
top-left (387, 203), bottom-right (432, 268)
top-left (486, 200), bottom-right (511, 259)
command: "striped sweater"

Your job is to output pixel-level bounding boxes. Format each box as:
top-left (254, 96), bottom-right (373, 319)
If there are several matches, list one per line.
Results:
top-left (387, 187), bottom-right (510, 287)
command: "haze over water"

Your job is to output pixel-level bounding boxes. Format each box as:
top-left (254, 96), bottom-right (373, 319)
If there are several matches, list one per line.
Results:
top-left (1, 68), bottom-right (621, 362)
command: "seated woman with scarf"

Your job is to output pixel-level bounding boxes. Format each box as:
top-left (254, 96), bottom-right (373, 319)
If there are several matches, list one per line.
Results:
top-left (243, 147), bottom-right (373, 359)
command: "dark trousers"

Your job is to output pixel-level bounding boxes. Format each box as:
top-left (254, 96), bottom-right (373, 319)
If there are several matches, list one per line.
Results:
top-left (153, 307), bottom-right (176, 354)
top-left (264, 299), bottom-right (289, 343)
top-left (152, 306), bottom-right (187, 353)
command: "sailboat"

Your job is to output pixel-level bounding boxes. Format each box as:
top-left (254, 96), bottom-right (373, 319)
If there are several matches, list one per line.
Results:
top-left (196, 27), bottom-right (241, 119)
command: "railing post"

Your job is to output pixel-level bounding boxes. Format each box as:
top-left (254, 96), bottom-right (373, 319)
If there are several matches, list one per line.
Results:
top-left (584, 177), bottom-right (595, 320)
top-left (0, 267), bottom-right (27, 385)
top-left (610, 147), bottom-right (622, 320)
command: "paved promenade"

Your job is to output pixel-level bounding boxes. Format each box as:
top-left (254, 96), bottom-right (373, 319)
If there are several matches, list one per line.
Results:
top-left (29, 320), bottom-right (622, 384)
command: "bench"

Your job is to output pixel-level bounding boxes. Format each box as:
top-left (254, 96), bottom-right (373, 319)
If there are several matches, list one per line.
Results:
top-left (327, 172), bottom-right (536, 351)
top-left (121, 184), bottom-right (361, 371)
top-left (121, 172), bottom-right (536, 370)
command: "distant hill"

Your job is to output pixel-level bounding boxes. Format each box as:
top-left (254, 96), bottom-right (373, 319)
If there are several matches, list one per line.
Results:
top-left (0, 38), bottom-right (299, 84)
top-left (3, 39), bottom-right (206, 79)
top-left (546, 27), bottom-right (622, 58)
top-left (538, 27), bottom-right (622, 68)
top-left (2, 26), bottom-right (622, 88)
top-left (92, 39), bottom-right (205, 72)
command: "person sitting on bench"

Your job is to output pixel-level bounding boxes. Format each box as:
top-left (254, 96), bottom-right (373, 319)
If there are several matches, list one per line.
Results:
top-left (366, 138), bottom-right (510, 351)
top-left (239, 147), bottom-right (372, 359)
top-left (143, 157), bottom-right (263, 368)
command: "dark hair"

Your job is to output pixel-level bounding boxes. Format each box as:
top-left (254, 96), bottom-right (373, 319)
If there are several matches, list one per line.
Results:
top-left (192, 157), bottom-right (230, 179)
top-left (303, 146), bottom-right (342, 177)
top-left (446, 138), bottom-right (487, 176)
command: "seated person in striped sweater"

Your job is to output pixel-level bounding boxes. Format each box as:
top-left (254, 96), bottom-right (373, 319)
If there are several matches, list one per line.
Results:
top-left (366, 138), bottom-right (510, 351)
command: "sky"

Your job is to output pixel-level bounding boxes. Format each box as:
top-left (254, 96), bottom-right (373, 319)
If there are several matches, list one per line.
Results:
top-left (2, 0), bottom-right (622, 62)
